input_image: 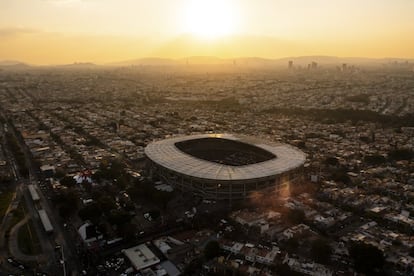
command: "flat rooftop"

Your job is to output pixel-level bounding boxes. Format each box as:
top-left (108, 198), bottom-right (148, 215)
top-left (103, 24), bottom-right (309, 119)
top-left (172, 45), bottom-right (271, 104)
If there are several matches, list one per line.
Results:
top-left (122, 244), bottom-right (160, 271)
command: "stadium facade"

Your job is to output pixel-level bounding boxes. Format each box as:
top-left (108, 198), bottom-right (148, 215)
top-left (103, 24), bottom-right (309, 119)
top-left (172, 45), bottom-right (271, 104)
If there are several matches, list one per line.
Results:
top-left (144, 134), bottom-right (306, 200)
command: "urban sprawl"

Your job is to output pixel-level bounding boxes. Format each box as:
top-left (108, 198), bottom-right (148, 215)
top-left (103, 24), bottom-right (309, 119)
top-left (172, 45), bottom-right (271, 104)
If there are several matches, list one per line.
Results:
top-left (0, 61), bottom-right (413, 276)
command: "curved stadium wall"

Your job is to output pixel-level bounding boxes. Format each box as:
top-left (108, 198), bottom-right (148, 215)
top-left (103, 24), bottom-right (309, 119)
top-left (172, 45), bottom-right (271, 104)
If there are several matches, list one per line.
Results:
top-left (144, 134), bottom-right (306, 200)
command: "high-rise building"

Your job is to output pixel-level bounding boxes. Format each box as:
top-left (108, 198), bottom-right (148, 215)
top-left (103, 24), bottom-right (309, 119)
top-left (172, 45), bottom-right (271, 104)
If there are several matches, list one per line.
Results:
top-left (288, 60), bottom-right (293, 69)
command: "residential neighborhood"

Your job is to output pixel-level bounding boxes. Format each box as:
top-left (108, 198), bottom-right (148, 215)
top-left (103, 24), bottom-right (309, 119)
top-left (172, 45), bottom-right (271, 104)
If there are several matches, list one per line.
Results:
top-left (0, 63), bottom-right (413, 275)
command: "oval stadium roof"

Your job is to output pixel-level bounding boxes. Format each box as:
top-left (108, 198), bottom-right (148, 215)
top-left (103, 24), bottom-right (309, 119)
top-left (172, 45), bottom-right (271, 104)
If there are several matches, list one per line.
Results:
top-left (144, 133), bottom-right (306, 182)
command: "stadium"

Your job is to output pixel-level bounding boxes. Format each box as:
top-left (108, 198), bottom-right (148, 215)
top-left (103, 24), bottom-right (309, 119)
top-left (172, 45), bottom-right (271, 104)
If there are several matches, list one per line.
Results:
top-left (144, 134), bottom-right (306, 200)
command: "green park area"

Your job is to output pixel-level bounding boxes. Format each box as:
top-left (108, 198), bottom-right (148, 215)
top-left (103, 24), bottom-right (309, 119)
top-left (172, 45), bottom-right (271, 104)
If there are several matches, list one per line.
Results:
top-left (8, 200), bottom-right (26, 229)
top-left (0, 190), bottom-right (14, 220)
top-left (0, 192), bottom-right (43, 261)
top-left (18, 219), bottom-right (42, 255)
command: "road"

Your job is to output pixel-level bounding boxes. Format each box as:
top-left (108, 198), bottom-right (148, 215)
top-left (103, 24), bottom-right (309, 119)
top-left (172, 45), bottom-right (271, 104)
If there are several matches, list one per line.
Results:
top-left (1, 115), bottom-right (81, 275)
top-left (0, 186), bottom-right (23, 275)
top-left (17, 136), bottom-right (81, 274)
top-left (0, 122), bottom-right (35, 274)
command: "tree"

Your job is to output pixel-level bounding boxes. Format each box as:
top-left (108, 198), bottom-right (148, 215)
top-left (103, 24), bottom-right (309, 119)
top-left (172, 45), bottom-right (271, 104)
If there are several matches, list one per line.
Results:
top-left (388, 148), bottom-right (414, 161)
top-left (97, 158), bottom-right (126, 180)
top-left (364, 154), bottom-right (386, 166)
top-left (204, 240), bottom-right (221, 260)
top-left (288, 209), bottom-right (306, 224)
top-left (124, 201), bottom-right (135, 212)
top-left (310, 238), bottom-right (332, 264)
top-left (91, 189), bottom-right (104, 200)
top-left (182, 257), bottom-right (202, 276)
top-left (60, 176), bottom-right (76, 188)
top-left (153, 190), bottom-right (173, 210)
top-left (92, 170), bottom-right (102, 183)
top-left (297, 141), bottom-right (306, 149)
top-left (330, 168), bottom-right (351, 184)
top-left (325, 156), bottom-right (339, 167)
top-left (97, 196), bottom-right (116, 215)
top-left (0, 174), bottom-right (13, 185)
top-left (97, 223), bottom-right (107, 236)
top-left (115, 175), bottom-right (128, 190)
top-left (108, 121), bottom-right (117, 132)
top-left (285, 237), bottom-right (299, 251)
top-left (54, 190), bottom-right (78, 209)
top-left (82, 180), bottom-right (92, 193)
top-left (410, 247), bottom-right (414, 258)
top-left (349, 242), bottom-right (385, 275)
top-left (276, 263), bottom-right (303, 276)
top-left (107, 210), bottom-right (131, 226)
top-left (118, 223), bottom-right (136, 241)
top-left (126, 186), bottom-right (141, 201)
top-left (78, 203), bottom-right (103, 222)
top-left (54, 169), bottom-right (66, 179)
top-left (148, 210), bottom-right (160, 220)
top-left (59, 205), bottom-right (73, 218)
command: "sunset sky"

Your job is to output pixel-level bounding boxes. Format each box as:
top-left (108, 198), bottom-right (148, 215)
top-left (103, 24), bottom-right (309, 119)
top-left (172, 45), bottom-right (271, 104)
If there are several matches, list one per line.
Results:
top-left (1, 0), bottom-right (413, 64)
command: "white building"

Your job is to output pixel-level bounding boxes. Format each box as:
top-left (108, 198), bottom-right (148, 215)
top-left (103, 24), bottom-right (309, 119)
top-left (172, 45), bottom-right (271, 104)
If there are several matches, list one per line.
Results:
top-left (78, 222), bottom-right (103, 248)
top-left (122, 244), bottom-right (160, 271)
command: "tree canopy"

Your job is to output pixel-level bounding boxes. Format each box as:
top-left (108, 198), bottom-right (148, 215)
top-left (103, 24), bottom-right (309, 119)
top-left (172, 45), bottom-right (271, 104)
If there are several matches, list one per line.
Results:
top-left (310, 238), bottom-right (332, 264)
top-left (388, 148), bottom-right (413, 161)
top-left (287, 209), bottom-right (306, 225)
top-left (349, 242), bottom-right (385, 275)
top-left (60, 175), bottom-right (76, 187)
top-left (204, 240), bottom-right (221, 260)
top-left (78, 203), bottom-right (103, 222)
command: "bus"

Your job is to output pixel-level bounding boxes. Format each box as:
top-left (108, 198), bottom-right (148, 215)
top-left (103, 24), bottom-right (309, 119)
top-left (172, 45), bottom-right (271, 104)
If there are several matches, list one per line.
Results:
top-left (38, 209), bottom-right (53, 233)
top-left (28, 184), bottom-right (40, 202)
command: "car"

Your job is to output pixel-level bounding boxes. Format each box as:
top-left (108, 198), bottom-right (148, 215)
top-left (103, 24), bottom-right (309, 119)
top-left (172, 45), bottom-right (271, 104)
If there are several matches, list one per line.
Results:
top-left (7, 258), bottom-right (26, 269)
top-left (143, 213), bottom-right (153, 221)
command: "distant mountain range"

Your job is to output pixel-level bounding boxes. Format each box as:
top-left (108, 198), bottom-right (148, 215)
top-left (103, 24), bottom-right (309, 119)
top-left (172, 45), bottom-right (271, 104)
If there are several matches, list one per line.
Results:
top-left (0, 60), bottom-right (31, 69)
top-left (0, 61), bottom-right (98, 69)
top-left (1, 56), bottom-right (413, 69)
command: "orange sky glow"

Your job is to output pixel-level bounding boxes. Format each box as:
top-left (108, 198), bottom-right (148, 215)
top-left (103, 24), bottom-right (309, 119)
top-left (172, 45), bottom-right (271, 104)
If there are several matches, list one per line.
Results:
top-left (1, 0), bottom-right (413, 64)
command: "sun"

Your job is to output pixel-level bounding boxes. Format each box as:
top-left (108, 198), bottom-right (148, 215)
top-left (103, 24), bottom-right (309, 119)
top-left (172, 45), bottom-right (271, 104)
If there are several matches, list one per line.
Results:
top-left (181, 0), bottom-right (239, 40)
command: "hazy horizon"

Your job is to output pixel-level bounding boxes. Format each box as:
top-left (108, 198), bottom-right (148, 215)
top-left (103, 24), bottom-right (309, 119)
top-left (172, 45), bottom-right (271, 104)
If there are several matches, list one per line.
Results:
top-left (1, 0), bottom-right (414, 64)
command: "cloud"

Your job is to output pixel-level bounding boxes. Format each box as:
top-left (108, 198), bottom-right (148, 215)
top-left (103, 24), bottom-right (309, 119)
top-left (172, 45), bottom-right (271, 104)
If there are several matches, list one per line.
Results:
top-left (40, 0), bottom-right (94, 4)
top-left (0, 27), bottom-right (40, 38)
top-left (43, 0), bottom-right (96, 1)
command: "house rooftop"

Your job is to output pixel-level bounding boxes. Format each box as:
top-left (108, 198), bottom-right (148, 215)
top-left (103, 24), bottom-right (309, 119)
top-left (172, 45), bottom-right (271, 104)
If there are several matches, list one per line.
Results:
top-left (123, 244), bottom-right (160, 271)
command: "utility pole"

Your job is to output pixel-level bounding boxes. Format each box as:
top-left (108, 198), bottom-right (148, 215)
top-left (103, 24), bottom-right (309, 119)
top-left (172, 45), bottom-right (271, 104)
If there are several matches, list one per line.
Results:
top-left (61, 245), bottom-right (66, 276)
